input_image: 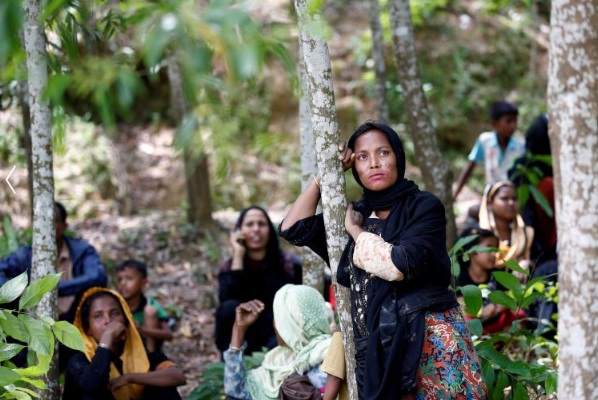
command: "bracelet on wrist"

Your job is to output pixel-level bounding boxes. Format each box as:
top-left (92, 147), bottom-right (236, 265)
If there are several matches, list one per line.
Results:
top-left (229, 344), bottom-right (242, 351)
top-left (98, 342), bottom-right (110, 349)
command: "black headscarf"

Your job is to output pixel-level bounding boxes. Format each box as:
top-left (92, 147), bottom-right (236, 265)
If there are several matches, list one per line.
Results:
top-left (338, 121), bottom-right (457, 399)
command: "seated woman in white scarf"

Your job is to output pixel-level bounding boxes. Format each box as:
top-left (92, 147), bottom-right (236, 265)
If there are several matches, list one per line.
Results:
top-left (223, 284), bottom-right (333, 400)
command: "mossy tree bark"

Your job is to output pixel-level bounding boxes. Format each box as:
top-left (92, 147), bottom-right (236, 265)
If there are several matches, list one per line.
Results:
top-left (388, 0), bottom-right (457, 245)
top-left (23, 0), bottom-right (59, 397)
top-left (299, 47), bottom-right (326, 294)
top-left (548, 1), bottom-right (598, 398)
top-left (294, 0), bottom-right (357, 398)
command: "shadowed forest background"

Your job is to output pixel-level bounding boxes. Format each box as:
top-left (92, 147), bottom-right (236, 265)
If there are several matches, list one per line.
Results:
top-left (0, 0), bottom-right (562, 398)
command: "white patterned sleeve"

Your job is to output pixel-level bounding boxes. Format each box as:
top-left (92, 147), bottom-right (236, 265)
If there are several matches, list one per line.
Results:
top-left (353, 232), bottom-right (404, 281)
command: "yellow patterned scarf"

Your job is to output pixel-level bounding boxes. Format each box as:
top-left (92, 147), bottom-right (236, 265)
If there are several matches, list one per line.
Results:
top-left (479, 181), bottom-right (534, 267)
top-left (73, 287), bottom-right (150, 400)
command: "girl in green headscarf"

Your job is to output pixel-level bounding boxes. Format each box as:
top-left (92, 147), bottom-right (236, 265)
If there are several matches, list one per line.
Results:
top-left (223, 284), bottom-right (332, 400)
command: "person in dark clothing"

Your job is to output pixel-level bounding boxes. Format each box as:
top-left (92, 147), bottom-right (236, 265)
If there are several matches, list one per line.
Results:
top-left (215, 205), bottom-right (302, 356)
top-left (0, 202), bottom-right (108, 322)
top-left (280, 121), bottom-right (486, 399)
top-left (455, 227), bottom-right (525, 334)
top-left (508, 113), bottom-right (558, 336)
top-left (62, 287), bottom-right (185, 400)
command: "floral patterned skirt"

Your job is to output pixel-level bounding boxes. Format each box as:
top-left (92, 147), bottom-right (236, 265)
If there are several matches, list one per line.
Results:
top-left (404, 306), bottom-right (488, 400)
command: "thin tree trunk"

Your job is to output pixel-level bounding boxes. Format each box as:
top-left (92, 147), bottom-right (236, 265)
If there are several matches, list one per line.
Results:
top-left (548, 1), bottom-right (598, 398)
top-left (388, 0), bottom-right (457, 245)
top-left (17, 80), bottom-right (34, 222)
top-left (294, 1), bottom-right (357, 398)
top-left (299, 45), bottom-right (326, 294)
top-left (369, 0), bottom-right (389, 123)
top-left (22, 0), bottom-right (59, 397)
top-left (108, 137), bottom-right (134, 215)
top-left (167, 55), bottom-right (214, 229)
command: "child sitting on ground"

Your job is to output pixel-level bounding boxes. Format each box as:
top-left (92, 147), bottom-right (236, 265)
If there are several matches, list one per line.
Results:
top-left (116, 259), bottom-right (173, 352)
top-left (455, 227), bottom-right (525, 334)
top-left (62, 287), bottom-right (186, 399)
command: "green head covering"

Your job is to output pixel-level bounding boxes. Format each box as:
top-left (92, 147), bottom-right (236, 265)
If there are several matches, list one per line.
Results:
top-left (247, 284), bottom-right (332, 400)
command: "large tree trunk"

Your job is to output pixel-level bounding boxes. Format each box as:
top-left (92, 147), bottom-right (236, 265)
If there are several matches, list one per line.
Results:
top-left (548, 1), bottom-right (598, 398)
top-left (388, 0), bottom-right (457, 245)
top-left (167, 55), bottom-right (214, 230)
top-left (293, 1), bottom-right (357, 398)
top-left (299, 45), bottom-right (326, 294)
top-left (368, 0), bottom-right (389, 123)
top-left (22, 0), bottom-right (59, 398)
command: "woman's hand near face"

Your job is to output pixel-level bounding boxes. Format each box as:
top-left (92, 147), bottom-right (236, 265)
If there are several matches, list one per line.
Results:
top-left (345, 203), bottom-right (364, 240)
top-left (230, 230), bottom-right (246, 270)
top-left (338, 141), bottom-right (355, 171)
top-left (99, 321), bottom-right (126, 350)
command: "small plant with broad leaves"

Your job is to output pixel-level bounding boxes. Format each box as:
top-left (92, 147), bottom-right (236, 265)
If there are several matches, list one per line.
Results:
top-left (451, 238), bottom-right (558, 400)
top-left (186, 349), bottom-right (266, 400)
top-left (0, 271), bottom-right (86, 399)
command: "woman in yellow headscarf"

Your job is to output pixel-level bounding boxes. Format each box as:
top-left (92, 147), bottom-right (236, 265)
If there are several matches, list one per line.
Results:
top-left (479, 180), bottom-right (534, 278)
top-left (62, 287), bottom-right (186, 400)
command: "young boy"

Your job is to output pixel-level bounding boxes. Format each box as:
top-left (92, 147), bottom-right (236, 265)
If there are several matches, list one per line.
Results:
top-left (116, 259), bottom-right (173, 352)
top-left (453, 100), bottom-right (525, 201)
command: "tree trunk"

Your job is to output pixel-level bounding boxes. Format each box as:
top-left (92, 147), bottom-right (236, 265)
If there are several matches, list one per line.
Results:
top-left (294, 1), bottom-right (357, 398)
top-left (299, 45), bottom-right (326, 294)
top-left (22, 0), bottom-right (59, 397)
top-left (388, 0), bottom-right (457, 245)
top-left (368, 0), bottom-right (389, 123)
top-left (166, 55), bottom-right (214, 230)
top-left (17, 79), bottom-right (34, 222)
top-left (548, 1), bottom-right (598, 398)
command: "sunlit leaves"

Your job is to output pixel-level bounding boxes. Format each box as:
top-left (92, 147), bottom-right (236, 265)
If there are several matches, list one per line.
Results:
top-left (19, 274), bottom-right (61, 310)
top-left (52, 321), bottom-right (86, 351)
top-left (0, 272), bottom-right (28, 305)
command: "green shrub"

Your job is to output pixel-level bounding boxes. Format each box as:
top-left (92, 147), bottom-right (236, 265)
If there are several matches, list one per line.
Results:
top-left (0, 272), bottom-right (86, 399)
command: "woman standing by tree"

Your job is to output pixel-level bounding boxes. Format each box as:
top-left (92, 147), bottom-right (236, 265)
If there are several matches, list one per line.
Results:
top-left (280, 121), bottom-right (486, 399)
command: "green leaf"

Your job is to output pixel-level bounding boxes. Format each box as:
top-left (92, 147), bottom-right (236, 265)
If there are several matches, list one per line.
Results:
top-left (19, 274), bottom-right (61, 310)
top-left (0, 365), bottom-right (22, 386)
top-left (0, 311), bottom-right (29, 342)
top-left (488, 291), bottom-right (518, 310)
top-left (506, 361), bottom-right (532, 379)
top-left (19, 315), bottom-right (52, 357)
top-left (492, 370), bottom-right (509, 400)
top-left (459, 285), bottom-right (483, 316)
top-left (481, 359), bottom-right (495, 390)
top-left (0, 271), bottom-right (28, 304)
top-left (5, 385), bottom-right (37, 399)
top-left (520, 292), bottom-right (543, 308)
top-left (513, 381), bottom-right (529, 400)
top-left (492, 271), bottom-right (523, 299)
top-left (467, 318), bottom-right (483, 337)
top-left (52, 321), bottom-right (85, 351)
top-left (476, 341), bottom-right (511, 369)
top-left (529, 185), bottom-right (554, 217)
top-left (20, 376), bottom-right (46, 390)
top-left (545, 372), bottom-right (557, 395)
top-left (0, 343), bottom-right (25, 361)
top-left (503, 259), bottom-right (529, 275)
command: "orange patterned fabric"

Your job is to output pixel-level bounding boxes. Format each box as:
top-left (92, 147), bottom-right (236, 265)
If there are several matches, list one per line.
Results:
top-left (353, 232), bottom-right (404, 281)
top-left (404, 307), bottom-right (488, 399)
